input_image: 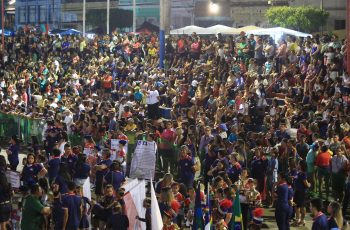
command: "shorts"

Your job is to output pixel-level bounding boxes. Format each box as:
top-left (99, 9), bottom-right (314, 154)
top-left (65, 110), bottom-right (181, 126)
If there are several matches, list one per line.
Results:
top-left (294, 190), bottom-right (306, 207)
top-left (0, 202), bottom-right (11, 222)
top-left (318, 167), bottom-right (330, 178)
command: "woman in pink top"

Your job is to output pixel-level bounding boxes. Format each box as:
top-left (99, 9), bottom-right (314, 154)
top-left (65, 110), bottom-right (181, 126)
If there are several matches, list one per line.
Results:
top-left (159, 121), bottom-right (176, 174)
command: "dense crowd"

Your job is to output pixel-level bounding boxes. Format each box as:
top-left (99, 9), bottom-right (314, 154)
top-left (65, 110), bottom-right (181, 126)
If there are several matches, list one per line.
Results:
top-left (0, 27), bottom-right (349, 230)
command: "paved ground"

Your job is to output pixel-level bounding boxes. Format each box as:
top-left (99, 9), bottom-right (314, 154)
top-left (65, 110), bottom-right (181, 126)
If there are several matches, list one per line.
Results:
top-left (263, 207), bottom-right (313, 229)
top-left (0, 149), bottom-right (344, 229)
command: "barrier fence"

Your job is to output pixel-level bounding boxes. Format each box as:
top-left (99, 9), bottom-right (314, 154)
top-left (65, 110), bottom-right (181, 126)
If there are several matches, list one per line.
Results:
top-left (0, 112), bottom-right (139, 152)
top-left (0, 112), bottom-right (46, 145)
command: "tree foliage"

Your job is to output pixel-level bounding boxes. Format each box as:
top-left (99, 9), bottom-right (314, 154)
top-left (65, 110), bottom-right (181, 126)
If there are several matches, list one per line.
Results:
top-left (265, 6), bottom-right (329, 33)
top-left (86, 8), bottom-right (133, 33)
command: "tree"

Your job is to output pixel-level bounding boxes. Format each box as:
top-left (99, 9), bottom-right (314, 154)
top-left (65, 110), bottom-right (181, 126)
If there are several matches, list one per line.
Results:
top-left (86, 8), bottom-right (133, 33)
top-left (265, 6), bottom-right (329, 33)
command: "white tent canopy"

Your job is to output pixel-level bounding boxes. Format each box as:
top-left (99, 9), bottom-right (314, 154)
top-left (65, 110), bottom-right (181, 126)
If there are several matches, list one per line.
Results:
top-left (170, 25), bottom-right (206, 35)
top-left (206, 25), bottom-right (236, 35)
top-left (248, 27), bottom-right (312, 38)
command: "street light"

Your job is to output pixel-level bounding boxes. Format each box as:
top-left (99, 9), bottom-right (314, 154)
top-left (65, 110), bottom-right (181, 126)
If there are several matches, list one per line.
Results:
top-left (209, 1), bottom-right (219, 14)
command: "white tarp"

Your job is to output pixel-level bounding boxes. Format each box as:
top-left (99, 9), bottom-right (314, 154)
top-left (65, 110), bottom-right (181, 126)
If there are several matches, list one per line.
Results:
top-left (170, 25), bottom-right (206, 35)
top-left (248, 27), bottom-right (312, 38)
top-left (206, 25), bottom-right (236, 35)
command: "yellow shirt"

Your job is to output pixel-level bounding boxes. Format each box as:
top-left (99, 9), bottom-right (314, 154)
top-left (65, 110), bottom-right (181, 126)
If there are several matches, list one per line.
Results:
top-left (124, 123), bottom-right (137, 132)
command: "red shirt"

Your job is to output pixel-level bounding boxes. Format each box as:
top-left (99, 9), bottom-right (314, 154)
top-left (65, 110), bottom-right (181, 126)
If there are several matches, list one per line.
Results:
top-left (315, 151), bottom-right (331, 167)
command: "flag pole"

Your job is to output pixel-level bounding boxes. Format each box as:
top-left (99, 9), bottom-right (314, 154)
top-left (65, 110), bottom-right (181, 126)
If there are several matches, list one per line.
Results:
top-left (1, 0), bottom-right (4, 49)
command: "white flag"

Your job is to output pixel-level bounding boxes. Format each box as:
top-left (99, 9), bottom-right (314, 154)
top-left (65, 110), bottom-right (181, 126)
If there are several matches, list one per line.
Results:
top-left (151, 179), bottom-right (163, 230)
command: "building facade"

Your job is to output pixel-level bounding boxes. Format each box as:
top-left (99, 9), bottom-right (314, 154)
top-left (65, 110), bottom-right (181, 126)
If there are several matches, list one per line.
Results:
top-left (13, 0), bottom-right (347, 32)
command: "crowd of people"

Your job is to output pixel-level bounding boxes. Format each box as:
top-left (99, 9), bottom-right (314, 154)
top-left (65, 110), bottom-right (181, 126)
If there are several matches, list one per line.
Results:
top-left (0, 25), bottom-right (349, 230)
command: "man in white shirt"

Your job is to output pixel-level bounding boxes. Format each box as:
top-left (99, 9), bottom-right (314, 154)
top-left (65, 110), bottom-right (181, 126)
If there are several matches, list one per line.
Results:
top-left (145, 85), bottom-right (160, 120)
top-left (63, 109), bottom-right (74, 134)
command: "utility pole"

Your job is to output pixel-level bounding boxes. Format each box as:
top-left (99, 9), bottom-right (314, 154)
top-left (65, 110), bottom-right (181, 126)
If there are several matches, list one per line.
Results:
top-left (159, 0), bottom-right (171, 68)
top-left (1, 0), bottom-right (3, 49)
top-left (347, 0), bottom-right (350, 73)
top-left (107, 0), bottom-right (110, 34)
top-left (83, 0), bottom-right (86, 36)
top-left (133, 0), bottom-right (136, 32)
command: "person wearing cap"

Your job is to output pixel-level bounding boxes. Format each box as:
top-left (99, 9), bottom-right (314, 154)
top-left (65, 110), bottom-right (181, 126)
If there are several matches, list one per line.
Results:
top-left (218, 124), bottom-right (228, 139)
top-left (124, 118), bottom-right (137, 132)
top-left (6, 135), bottom-right (20, 171)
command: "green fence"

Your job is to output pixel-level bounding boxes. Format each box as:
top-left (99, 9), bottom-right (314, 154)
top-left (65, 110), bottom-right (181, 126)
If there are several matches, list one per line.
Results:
top-left (0, 112), bottom-right (46, 144)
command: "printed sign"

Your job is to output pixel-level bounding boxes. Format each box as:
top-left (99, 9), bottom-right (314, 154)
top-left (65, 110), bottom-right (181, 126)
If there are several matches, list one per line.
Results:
top-left (130, 140), bottom-right (157, 180)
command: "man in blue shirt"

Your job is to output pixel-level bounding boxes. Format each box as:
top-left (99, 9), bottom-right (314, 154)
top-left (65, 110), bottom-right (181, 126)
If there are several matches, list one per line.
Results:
top-left (62, 182), bottom-right (82, 230)
top-left (275, 173), bottom-right (290, 230)
top-left (178, 145), bottom-right (195, 188)
top-left (310, 198), bottom-right (328, 230)
top-left (60, 143), bottom-right (78, 173)
top-left (48, 149), bottom-right (61, 184)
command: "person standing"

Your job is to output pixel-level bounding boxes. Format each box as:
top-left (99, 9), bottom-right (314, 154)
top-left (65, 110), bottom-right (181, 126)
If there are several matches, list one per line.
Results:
top-left (95, 149), bottom-right (113, 196)
top-left (251, 148), bottom-right (268, 202)
top-left (293, 160), bottom-right (310, 227)
top-left (331, 147), bottom-right (348, 202)
top-left (159, 121), bottom-right (176, 174)
top-left (274, 173), bottom-right (290, 230)
top-left (21, 153), bottom-right (47, 190)
top-left (106, 203), bottom-right (129, 230)
top-left (6, 135), bottom-right (20, 171)
top-left (315, 145), bottom-right (332, 199)
top-left (21, 184), bottom-right (51, 230)
top-left (0, 166), bottom-right (12, 230)
top-left (61, 143), bottom-right (78, 174)
top-left (178, 145), bottom-right (195, 188)
top-left (145, 85), bottom-right (160, 120)
top-left (61, 182), bottom-right (83, 230)
top-left (310, 198), bottom-right (328, 230)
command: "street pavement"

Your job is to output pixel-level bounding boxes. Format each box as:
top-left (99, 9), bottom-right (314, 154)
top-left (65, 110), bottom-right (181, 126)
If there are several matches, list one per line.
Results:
top-left (0, 149), bottom-right (335, 229)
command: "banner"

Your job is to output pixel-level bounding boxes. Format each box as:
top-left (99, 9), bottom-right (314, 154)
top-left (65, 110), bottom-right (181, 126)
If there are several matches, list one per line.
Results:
top-left (123, 179), bottom-right (146, 230)
top-left (6, 171), bottom-right (21, 188)
top-left (130, 140), bottom-right (157, 180)
top-left (151, 179), bottom-right (163, 230)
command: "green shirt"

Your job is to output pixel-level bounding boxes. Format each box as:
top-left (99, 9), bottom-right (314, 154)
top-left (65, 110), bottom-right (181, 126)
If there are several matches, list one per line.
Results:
top-left (21, 195), bottom-right (45, 230)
